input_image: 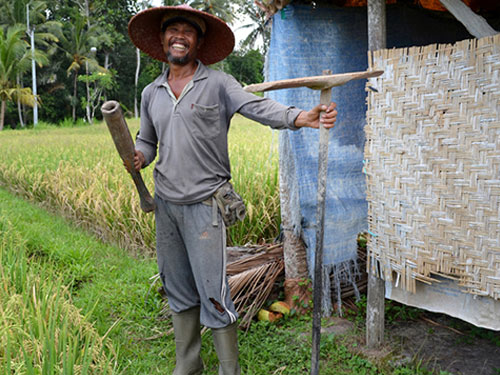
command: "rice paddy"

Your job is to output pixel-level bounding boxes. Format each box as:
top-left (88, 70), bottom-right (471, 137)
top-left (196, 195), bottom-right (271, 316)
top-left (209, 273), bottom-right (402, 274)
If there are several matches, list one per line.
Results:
top-left (0, 115), bottom-right (281, 253)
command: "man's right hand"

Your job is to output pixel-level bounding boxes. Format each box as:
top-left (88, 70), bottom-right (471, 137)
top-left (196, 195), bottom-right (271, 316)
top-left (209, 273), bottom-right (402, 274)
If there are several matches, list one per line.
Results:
top-left (133, 150), bottom-right (145, 172)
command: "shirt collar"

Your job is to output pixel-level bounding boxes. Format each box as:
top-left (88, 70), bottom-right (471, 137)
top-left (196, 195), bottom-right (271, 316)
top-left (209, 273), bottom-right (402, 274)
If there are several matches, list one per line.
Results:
top-left (154, 60), bottom-right (208, 87)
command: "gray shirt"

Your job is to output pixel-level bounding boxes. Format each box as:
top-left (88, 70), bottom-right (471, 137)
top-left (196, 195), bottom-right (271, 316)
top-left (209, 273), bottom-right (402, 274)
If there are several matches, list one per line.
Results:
top-left (136, 61), bottom-right (301, 204)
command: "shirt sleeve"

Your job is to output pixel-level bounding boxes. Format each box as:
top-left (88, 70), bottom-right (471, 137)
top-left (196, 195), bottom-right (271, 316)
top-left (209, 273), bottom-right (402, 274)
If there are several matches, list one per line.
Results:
top-left (135, 87), bottom-right (158, 167)
top-left (223, 74), bottom-right (302, 131)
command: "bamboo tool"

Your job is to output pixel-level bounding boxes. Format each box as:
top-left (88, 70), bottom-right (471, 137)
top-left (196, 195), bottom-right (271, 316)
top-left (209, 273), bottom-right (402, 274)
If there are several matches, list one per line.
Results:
top-left (101, 100), bottom-right (155, 213)
top-left (244, 68), bottom-right (383, 375)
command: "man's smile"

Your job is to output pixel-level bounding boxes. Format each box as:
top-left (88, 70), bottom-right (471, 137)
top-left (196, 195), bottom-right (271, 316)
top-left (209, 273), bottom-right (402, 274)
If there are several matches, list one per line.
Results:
top-left (170, 42), bottom-right (189, 52)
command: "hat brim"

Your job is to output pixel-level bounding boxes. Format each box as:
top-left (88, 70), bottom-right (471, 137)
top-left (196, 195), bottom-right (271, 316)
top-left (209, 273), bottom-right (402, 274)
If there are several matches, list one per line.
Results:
top-left (128, 6), bottom-right (235, 65)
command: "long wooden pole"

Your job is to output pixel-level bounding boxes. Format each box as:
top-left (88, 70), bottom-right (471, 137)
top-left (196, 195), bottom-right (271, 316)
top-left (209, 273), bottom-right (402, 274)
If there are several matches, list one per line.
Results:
top-left (366, 0), bottom-right (386, 348)
top-left (311, 69), bottom-right (332, 375)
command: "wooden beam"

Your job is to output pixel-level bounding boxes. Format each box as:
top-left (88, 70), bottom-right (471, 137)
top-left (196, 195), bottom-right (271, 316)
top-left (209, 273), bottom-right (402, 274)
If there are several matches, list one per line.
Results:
top-left (439, 0), bottom-right (498, 38)
top-left (368, 0), bottom-right (386, 51)
top-left (366, 0), bottom-right (386, 349)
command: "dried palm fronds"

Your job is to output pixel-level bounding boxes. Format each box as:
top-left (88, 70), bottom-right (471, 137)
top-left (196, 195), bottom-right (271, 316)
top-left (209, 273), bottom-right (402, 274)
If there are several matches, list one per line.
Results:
top-left (227, 243), bottom-right (283, 275)
top-left (227, 243), bottom-right (284, 329)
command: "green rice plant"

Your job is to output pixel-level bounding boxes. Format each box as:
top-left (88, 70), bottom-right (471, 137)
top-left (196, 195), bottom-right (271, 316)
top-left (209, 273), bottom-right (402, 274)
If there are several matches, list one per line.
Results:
top-left (0, 115), bottom-right (282, 253)
top-left (0, 219), bottom-right (118, 374)
top-left (228, 114), bottom-right (281, 244)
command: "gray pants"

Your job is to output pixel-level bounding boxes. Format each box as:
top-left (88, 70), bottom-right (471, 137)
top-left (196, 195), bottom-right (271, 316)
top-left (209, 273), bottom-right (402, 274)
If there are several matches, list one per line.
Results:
top-left (155, 194), bottom-right (238, 329)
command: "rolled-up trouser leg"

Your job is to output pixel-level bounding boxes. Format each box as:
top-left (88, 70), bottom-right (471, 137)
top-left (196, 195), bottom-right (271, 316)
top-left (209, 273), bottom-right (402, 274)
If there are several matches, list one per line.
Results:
top-left (212, 322), bottom-right (241, 375)
top-left (171, 306), bottom-right (204, 375)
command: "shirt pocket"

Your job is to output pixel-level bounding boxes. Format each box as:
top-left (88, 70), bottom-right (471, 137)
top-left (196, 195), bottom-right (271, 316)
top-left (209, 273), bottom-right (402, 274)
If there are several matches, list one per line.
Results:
top-left (191, 103), bottom-right (220, 139)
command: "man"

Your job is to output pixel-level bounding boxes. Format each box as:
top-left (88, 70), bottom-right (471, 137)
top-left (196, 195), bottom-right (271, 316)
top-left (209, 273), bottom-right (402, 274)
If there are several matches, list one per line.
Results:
top-left (127, 5), bottom-right (337, 375)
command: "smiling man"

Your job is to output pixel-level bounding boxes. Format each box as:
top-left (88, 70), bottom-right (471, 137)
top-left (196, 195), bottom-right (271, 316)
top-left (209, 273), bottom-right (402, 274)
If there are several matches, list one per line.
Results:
top-left (127, 5), bottom-right (337, 375)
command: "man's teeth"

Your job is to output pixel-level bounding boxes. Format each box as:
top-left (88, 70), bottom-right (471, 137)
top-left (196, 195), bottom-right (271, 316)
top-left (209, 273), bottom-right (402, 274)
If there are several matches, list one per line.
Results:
top-left (172, 43), bottom-right (187, 51)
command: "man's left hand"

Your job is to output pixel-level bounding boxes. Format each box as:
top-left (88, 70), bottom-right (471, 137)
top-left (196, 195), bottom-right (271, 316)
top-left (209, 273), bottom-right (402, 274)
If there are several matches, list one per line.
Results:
top-left (294, 102), bottom-right (337, 129)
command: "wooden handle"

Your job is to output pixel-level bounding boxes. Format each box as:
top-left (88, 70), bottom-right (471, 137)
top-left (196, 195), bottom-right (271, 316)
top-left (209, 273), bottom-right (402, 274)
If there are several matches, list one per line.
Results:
top-left (101, 100), bottom-right (155, 213)
top-left (311, 70), bottom-right (333, 375)
top-left (244, 69), bottom-right (383, 93)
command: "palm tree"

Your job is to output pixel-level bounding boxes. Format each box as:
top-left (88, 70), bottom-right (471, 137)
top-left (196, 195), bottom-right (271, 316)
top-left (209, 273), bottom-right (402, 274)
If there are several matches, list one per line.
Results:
top-left (56, 12), bottom-right (101, 122)
top-left (236, 2), bottom-right (270, 54)
top-left (188, 0), bottom-right (235, 24)
top-left (1, 0), bottom-right (60, 126)
top-left (0, 25), bottom-right (38, 130)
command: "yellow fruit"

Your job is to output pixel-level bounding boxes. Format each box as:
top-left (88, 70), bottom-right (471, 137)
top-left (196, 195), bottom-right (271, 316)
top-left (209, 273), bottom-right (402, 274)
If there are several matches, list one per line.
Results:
top-left (257, 309), bottom-right (283, 322)
top-left (269, 301), bottom-right (290, 315)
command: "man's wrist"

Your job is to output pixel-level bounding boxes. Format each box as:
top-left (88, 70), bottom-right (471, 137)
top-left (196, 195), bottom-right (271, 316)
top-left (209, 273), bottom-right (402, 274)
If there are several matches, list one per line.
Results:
top-left (294, 111), bottom-right (307, 128)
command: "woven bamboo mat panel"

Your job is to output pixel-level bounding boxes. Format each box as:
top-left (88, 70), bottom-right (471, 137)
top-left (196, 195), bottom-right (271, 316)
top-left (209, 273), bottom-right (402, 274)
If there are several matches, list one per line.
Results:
top-left (364, 35), bottom-right (500, 300)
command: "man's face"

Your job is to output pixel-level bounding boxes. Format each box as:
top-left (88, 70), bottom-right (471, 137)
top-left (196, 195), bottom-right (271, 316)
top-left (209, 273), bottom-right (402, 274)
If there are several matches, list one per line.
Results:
top-left (161, 21), bottom-right (202, 66)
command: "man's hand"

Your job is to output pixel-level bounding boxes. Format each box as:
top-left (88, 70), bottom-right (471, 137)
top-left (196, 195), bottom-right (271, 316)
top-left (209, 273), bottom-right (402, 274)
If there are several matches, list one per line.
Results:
top-left (134, 150), bottom-right (145, 172)
top-left (124, 150), bottom-right (145, 172)
top-left (294, 102), bottom-right (337, 129)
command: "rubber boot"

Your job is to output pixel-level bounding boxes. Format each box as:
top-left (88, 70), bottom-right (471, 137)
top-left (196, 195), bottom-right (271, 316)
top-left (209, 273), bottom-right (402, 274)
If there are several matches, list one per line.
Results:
top-left (212, 322), bottom-right (241, 375)
top-left (171, 306), bottom-right (204, 375)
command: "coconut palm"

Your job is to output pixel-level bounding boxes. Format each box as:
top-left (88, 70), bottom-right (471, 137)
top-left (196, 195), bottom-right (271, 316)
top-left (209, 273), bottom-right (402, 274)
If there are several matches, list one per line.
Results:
top-left (2, 0), bottom-right (61, 48)
top-left (0, 25), bottom-right (40, 130)
top-left (56, 12), bottom-right (101, 122)
top-left (237, 2), bottom-right (270, 54)
top-left (0, 0), bottom-right (60, 127)
top-left (188, 0), bottom-right (236, 24)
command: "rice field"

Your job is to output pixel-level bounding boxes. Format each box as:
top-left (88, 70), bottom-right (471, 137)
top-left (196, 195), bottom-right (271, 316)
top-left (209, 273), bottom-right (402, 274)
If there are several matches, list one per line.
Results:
top-left (0, 115), bottom-right (281, 253)
top-left (0, 218), bottom-right (117, 374)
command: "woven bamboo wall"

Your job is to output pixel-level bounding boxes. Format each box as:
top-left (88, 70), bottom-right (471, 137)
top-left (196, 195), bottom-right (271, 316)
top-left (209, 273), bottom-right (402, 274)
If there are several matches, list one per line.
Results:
top-left (365, 35), bottom-right (500, 300)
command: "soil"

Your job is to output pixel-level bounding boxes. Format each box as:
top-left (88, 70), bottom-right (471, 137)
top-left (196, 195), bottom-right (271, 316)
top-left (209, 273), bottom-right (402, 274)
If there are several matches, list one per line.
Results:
top-left (325, 311), bottom-right (500, 375)
top-left (386, 312), bottom-right (500, 375)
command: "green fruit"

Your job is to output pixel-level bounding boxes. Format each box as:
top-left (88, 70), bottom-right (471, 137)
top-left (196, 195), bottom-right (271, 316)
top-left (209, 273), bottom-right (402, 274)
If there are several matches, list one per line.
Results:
top-left (257, 309), bottom-right (283, 322)
top-left (269, 301), bottom-right (290, 315)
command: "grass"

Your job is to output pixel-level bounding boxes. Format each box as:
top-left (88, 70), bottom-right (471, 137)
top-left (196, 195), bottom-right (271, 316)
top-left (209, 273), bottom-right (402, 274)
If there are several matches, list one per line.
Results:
top-left (0, 186), bottom-right (447, 375)
top-left (0, 115), bottom-right (280, 252)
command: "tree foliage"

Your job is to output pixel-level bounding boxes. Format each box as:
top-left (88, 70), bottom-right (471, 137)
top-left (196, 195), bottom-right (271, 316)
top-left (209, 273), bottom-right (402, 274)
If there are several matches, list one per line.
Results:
top-left (235, 1), bottom-right (270, 54)
top-left (0, 0), bottom-right (266, 129)
top-left (0, 25), bottom-right (39, 130)
top-left (225, 49), bottom-right (264, 86)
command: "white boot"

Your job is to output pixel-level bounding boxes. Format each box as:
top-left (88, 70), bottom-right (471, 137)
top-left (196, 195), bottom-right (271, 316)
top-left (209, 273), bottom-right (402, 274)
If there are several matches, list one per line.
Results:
top-left (212, 322), bottom-right (241, 375)
top-left (171, 307), bottom-right (204, 375)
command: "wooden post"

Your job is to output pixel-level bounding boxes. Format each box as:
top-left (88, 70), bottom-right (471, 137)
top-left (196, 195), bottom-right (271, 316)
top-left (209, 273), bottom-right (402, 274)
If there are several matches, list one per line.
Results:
top-left (366, 0), bottom-right (386, 349)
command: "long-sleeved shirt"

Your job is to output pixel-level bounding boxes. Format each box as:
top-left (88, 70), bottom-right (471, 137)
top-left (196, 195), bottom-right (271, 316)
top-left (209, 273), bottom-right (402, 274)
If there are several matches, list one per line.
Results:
top-left (136, 61), bottom-right (301, 204)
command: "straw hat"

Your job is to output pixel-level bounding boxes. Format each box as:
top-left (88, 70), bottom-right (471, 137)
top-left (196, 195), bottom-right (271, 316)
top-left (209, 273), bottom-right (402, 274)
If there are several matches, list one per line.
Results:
top-left (128, 4), bottom-right (235, 65)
